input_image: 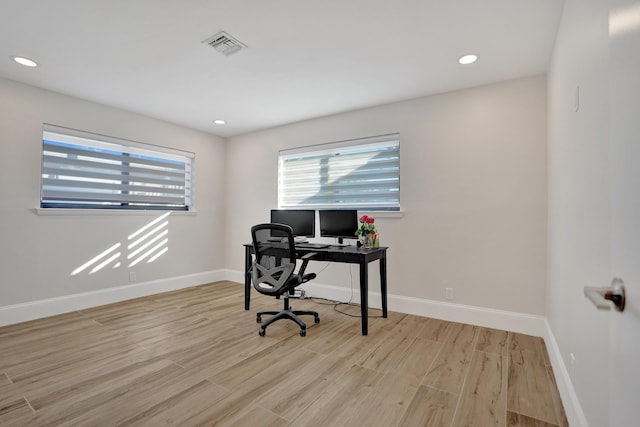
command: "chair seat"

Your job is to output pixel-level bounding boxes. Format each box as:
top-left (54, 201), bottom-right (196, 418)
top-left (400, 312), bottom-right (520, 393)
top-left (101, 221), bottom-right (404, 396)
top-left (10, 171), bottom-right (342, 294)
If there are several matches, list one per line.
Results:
top-left (255, 272), bottom-right (317, 297)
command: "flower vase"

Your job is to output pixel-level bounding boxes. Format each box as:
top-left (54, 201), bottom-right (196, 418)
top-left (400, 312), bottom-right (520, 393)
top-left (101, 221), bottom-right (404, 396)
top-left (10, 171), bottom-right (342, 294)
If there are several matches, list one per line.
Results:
top-left (362, 234), bottom-right (372, 248)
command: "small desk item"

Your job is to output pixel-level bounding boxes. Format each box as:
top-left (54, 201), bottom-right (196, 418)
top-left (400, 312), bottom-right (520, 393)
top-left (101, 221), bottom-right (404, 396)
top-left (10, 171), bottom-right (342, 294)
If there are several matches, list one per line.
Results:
top-left (295, 242), bottom-right (330, 249)
top-left (244, 243), bottom-right (388, 335)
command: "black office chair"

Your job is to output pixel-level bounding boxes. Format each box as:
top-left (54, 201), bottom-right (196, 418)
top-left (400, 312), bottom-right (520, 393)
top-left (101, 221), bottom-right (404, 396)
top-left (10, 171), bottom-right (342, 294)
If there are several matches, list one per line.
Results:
top-left (250, 223), bottom-right (320, 337)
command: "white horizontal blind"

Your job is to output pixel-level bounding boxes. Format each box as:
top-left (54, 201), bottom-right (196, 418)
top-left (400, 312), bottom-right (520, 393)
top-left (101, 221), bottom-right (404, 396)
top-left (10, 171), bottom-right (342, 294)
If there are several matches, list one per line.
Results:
top-left (278, 134), bottom-right (400, 210)
top-left (41, 125), bottom-right (194, 210)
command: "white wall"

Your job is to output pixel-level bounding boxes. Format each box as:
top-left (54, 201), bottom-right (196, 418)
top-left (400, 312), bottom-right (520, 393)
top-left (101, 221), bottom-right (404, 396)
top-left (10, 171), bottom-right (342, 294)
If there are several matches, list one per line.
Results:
top-left (226, 75), bottom-right (548, 316)
top-left (0, 78), bottom-right (226, 312)
top-left (547, 0), bottom-right (611, 426)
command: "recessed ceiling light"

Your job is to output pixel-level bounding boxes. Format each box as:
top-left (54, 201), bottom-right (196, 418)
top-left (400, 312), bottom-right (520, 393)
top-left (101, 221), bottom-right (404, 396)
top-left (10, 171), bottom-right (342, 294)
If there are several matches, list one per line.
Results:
top-left (11, 56), bottom-right (38, 67)
top-left (458, 54), bottom-right (478, 65)
top-left (214, 120), bottom-right (225, 125)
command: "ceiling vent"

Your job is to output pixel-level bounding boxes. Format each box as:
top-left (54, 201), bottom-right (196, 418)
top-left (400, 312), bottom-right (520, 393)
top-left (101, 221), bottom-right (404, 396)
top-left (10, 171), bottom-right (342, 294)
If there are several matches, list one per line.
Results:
top-left (202, 31), bottom-right (247, 56)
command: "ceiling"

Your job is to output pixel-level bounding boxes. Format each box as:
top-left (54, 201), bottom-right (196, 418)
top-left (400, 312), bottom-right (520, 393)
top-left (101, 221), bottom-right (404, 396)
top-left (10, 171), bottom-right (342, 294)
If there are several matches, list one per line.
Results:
top-left (0, 0), bottom-right (565, 138)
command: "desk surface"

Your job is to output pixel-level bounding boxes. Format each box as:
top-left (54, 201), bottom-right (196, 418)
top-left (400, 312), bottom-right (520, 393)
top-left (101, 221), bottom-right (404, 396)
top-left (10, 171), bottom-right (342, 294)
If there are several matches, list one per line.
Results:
top-left (243, 242), bottom-right (387, 255)
top-left (243, 242), bottom-right (388, 266)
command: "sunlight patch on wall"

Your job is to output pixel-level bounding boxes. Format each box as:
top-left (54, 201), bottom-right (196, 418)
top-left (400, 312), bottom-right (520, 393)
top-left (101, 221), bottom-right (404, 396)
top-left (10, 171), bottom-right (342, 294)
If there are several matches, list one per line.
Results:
top-left (611, 3), bottom-right (640, 36)
top-left (71, 243), bottom-right (121, 276)
top-left (128, 228), bottom-right (168, 260)
top-left (129, 236), bottom-right (169, 267)
top-left (70, 212), bottom-right (172, 276)
top-left (128, 212), bottom-right (170, 267)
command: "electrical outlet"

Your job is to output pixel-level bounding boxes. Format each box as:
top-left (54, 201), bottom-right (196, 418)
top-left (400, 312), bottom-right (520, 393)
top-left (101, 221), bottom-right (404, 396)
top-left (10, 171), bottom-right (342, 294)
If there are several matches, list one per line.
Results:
top-left (129, 271), bottom-right (137, 282)
top-left (445, 287), bottom-right (454, 300)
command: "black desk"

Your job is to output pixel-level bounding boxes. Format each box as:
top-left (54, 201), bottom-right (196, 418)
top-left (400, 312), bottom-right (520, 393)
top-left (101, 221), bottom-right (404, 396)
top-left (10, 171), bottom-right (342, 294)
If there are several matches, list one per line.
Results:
top-left (243, 244), bottom-right (388, 335)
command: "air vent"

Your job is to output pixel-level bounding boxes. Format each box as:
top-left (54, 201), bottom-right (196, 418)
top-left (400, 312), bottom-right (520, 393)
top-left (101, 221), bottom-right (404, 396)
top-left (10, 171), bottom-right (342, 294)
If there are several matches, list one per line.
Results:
top-left (202, 31), bottom-right (247, 56)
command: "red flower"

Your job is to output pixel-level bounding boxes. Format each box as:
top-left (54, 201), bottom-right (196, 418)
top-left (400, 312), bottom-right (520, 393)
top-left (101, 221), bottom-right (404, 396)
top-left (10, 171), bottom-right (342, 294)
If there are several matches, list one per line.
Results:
top-left (357, 215), bottom-right (376, 237)
top-left (359, 215), bottom-right (375, 224)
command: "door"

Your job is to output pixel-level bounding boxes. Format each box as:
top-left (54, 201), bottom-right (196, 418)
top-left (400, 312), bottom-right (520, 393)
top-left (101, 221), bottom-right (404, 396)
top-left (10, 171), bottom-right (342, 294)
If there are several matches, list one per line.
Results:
top-left (609, 0), bottom-right (640, 424)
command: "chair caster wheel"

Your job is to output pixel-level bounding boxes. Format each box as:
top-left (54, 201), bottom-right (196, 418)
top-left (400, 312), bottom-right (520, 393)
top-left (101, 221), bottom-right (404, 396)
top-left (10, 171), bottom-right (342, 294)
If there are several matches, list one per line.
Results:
top-left (314, 316), bottom-right (320, 324)
top-left (256, 315), bottom-right (261, 323)
top-left (258, 329), bottom-right (266, 337)
top-left (300, 329), bottom-right (306, 337)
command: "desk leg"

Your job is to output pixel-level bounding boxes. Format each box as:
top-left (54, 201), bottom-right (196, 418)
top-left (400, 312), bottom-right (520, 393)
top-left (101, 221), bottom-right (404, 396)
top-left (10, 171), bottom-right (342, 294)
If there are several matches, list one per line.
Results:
top-left (380, 254), bottom-right (388, 318)
top-left (360, 261), bottom-right (368, 335)
top-left (244, 246), bottom-right (251, 310)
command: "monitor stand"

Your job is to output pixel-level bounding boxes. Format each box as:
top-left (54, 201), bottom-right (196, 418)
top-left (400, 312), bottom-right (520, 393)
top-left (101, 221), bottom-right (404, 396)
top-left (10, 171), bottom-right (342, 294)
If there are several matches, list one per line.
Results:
top-left (332, 237), bottom-right (350, 247)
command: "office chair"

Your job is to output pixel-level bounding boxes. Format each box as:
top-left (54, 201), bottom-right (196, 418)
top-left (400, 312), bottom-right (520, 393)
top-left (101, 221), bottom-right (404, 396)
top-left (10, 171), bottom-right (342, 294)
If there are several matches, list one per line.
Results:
top-left (250, 223), bottom-right (320, 337)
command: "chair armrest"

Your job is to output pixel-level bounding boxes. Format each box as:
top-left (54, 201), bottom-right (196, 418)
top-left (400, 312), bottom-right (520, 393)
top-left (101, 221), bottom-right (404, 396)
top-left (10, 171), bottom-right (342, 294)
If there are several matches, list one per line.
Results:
top-left (297, 252), bottom-right (317, 279)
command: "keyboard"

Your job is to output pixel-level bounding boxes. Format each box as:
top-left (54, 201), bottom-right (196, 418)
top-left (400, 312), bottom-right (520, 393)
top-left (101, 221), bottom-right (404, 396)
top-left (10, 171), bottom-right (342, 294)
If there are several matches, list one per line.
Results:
top-left (296, 243), bottom-right (330, 249)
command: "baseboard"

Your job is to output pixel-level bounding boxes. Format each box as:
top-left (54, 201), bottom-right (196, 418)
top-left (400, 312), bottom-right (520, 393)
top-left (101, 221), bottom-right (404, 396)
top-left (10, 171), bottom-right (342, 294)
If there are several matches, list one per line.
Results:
top-left (0, 270), bottom-right (226, 327)
top-left (299, 280), bottom-right (546, 336)
top-left (224, 269), bottom-right (245, 285)
top-left (540, 319), bottom-right (589, 427)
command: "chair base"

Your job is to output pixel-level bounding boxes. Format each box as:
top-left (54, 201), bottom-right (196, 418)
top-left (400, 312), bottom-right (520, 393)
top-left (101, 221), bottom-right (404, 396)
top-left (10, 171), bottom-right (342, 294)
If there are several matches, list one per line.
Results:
top-left (257, 308), bottom-right (320, 337)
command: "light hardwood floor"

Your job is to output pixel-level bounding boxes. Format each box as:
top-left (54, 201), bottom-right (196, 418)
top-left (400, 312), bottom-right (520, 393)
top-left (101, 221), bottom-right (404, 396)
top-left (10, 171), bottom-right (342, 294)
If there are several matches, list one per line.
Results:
top-left (0, 281), bottom-right (568, 426)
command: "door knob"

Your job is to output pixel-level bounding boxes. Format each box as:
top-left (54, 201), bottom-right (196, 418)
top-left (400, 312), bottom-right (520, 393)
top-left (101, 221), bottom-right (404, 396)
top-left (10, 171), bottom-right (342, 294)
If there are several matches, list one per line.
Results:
top-left (584, 277), bottom-right (626, 312)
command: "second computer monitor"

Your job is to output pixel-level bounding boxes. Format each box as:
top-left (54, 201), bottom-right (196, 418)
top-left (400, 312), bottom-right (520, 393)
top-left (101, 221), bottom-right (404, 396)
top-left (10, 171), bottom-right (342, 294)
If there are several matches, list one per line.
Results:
top-left (319, 209), bottom-right (358, 243)
top-left (270, 209), bottom-right (316, 237)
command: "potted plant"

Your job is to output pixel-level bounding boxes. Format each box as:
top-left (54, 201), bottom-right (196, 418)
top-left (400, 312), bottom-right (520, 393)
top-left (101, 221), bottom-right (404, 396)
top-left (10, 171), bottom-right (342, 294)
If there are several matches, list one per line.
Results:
top-left (355, 215), bottom-right (376, 248)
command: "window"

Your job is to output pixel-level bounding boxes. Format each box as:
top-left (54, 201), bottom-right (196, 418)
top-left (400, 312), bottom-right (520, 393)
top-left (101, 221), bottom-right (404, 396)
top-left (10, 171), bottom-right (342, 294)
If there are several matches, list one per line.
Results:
top-left (41, 124), bottom-right (194, 210)
top-left (278, 133), bottom-right (400, 210)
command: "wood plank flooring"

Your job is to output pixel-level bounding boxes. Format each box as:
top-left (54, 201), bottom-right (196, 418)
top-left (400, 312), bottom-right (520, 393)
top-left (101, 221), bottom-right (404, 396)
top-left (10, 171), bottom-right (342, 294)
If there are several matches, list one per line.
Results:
top-left (0, 281), bottom-right (568, 426)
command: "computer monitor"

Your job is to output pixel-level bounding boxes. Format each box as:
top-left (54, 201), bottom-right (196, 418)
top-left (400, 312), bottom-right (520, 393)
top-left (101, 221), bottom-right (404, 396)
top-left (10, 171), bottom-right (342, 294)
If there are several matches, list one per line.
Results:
top-left (270, 209), bottom-right (316, 238)
top-left (319, 209), bottom-right (358, 244)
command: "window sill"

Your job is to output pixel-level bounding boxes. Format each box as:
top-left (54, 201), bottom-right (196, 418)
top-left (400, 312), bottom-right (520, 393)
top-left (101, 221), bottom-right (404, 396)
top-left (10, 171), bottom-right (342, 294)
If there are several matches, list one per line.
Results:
top-left (358, 210), bottom-right (404, 219)
top-left (34, 208), bottom-right (197, 216)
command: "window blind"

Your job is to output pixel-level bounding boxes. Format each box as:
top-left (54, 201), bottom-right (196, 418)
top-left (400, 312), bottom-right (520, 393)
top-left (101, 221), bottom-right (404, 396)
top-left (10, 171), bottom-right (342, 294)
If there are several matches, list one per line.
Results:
top-left (41, 125), bottom-right (194, 210)
top-left (278, 133), bottom-right (400, 210)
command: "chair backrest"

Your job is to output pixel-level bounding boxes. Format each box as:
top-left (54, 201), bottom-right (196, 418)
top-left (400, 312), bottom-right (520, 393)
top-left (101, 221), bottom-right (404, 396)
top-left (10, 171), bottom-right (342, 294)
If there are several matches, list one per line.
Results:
top-left (250, 223), bottom-right (297, 294)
